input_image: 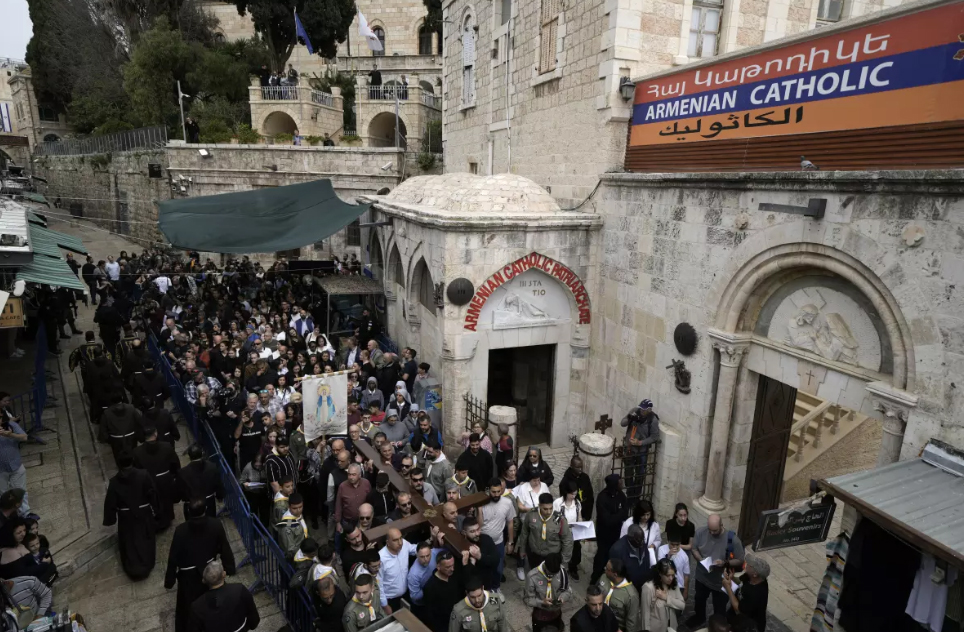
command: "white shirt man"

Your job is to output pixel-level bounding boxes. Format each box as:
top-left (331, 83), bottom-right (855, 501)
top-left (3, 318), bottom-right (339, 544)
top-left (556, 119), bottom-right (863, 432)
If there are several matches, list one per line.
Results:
top-left (105, 257), bottom-right (120, 281)
top-left (154, 275), bottom-right (172, 294)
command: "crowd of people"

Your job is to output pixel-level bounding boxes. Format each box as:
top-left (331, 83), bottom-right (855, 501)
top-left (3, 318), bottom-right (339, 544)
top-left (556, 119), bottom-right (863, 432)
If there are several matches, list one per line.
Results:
top-left (50, 245), bottom-right (772, 632)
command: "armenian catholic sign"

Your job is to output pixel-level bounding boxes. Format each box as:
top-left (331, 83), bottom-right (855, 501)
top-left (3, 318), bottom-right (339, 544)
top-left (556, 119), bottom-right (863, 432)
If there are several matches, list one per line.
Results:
top-left (629, 1), bottom-right (964, 147)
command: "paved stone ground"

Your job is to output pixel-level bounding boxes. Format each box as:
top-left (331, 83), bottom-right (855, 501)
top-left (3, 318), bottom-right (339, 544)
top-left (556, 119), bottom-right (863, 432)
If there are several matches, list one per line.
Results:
top-left (41, 215), bottom-right (830, 632)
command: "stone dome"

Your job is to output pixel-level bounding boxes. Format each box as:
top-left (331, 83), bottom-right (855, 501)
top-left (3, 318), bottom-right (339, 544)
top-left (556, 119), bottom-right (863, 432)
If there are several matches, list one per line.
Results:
top-left (383, 173), bottom-right (561, 215)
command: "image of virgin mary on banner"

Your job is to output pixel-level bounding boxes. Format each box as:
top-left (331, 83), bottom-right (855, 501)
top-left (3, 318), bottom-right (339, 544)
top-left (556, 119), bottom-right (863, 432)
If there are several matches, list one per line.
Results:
top-left (302, 374), bottom-right (348, 441)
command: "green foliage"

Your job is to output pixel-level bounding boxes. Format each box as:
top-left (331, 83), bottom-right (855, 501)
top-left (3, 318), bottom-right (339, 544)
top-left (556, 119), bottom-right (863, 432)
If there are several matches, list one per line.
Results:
top-left (236, 124), bottom-right (263, 144)
top-left (304, 135), bottom-right (323, 145)
top-left (89, 153), bottom-right (113, 170)
top-left (423, 119), bottom-right (442, 154)
top-left (199, 118), bottom-right (234, 143)
top-left (422, 0), bottom-right (442, 35)
top-left (273, 132), bottom-right (294, 144)
top-left (123, 19), bottom-right (197, 130)
top-left (417, 152), bottom-right (437, 171)
top-left (93, 119), bottom-right (136, 135)
top-left (232, 0), bottom-right (357, 69)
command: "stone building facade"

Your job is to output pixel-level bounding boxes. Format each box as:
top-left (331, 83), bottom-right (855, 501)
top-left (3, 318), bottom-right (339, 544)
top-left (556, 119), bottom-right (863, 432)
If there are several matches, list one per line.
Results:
top-left (6, 68), bottom-right (68, 148)
top-left (439, 0), bottom-right (919, 207)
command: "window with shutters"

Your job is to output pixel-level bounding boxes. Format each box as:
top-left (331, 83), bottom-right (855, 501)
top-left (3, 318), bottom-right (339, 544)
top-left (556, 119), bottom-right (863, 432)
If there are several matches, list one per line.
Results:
top-left (372, 27), bottom-right (386, 56)
top-left (501, 0), bottom-right (512, 25)
top-left (418, 25), bottom-right (433, 55)
top-left (539, 0), bottom-right (560, 74)
top-left (462, 18), bottom-right (477, 105)
top-left (687, 0), bottom-right (722, 58)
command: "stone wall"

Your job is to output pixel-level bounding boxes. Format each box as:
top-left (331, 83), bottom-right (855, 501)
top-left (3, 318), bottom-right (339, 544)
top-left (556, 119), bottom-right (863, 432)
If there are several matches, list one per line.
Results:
top-left (34, 150), bottom-right (169, 247)
top-left (590, 170), bottom-right (964, 524)
top-left (440, 0), bottom-right (921, 209)
top-left (34, 145), bottom-right (406, 259)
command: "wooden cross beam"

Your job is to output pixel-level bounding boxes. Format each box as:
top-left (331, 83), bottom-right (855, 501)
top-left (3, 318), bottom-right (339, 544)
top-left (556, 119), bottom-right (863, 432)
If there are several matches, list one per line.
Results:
top-left (352, 440), bottom-right (489, 553)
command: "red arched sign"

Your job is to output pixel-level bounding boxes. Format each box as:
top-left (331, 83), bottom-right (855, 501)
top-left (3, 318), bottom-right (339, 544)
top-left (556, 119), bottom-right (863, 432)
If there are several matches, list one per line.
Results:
top-left (463, 252), bottom-right (591, 331)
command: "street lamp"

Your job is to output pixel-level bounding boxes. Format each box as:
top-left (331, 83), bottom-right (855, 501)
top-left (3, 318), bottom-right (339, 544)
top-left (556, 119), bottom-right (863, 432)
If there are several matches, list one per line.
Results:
top-left (619, 77), bottom-right (636, 101)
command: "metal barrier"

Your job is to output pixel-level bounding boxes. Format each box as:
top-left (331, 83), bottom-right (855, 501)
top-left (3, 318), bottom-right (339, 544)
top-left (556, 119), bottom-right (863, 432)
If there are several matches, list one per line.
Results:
top-left (34, 126), bottom-right (168, 156)
top-left (9, 324), bottom-right (51, 439)
top-left (147, 335), bottom-right (315, 631)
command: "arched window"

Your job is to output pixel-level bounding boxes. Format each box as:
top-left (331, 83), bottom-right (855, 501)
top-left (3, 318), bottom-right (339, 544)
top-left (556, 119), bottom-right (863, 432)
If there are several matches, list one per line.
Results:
top-left (413, 258), bottom-right (436, 312)
top-left (418, 25), bottom-right (433, 55)
top-left (389, 244), bottom-right (404, 287)
top-left (372, 27), bottom-right (386, 56)
top-left (370, 234), bottom-right (384, 280)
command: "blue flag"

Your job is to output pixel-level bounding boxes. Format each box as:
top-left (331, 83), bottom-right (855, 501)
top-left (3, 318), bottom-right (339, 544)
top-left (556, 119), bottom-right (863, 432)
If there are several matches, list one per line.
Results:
top-left (294, 10), bottom-right (315, 55)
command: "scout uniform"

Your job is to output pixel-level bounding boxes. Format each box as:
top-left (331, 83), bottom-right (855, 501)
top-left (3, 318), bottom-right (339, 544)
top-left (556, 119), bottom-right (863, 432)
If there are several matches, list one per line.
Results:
top-left (598, 576), bottom-right (641, 632)
top-left (342, 595), bottom-right (385, 632)
top-left (451, 474), bottom-right (478, 497)
top-left (271, 491), bottom-right (289, 526)
top-left (449, 591), bottom-right (507, 632)
top-left (519, 508), bottom-right (574, 564)
top-left (523, 563), bottom-right (572, 632)
top-left (275, 510), bottom-right (308, 558)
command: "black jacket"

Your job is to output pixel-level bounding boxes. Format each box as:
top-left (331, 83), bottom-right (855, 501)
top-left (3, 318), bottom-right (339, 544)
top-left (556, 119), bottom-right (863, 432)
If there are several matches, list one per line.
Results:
top-left (596, 474), bottom-right (628, 545)
top-left (570, 604), bottom-right (619, 632)
top-left (518, 446), bottom-right (554, 487)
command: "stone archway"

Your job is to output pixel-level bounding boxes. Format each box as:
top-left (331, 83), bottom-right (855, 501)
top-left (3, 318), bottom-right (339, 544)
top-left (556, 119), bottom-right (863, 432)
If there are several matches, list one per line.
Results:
top-left (695, 223), bottom-right (931, 514)
top-left (368, 112), bottom-right (407, 148)
top-left (262, 110), bottom-right (298, 136)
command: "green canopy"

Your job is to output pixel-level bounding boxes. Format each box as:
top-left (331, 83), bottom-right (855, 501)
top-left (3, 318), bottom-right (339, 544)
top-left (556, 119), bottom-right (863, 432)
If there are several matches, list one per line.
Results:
top-left (28, 224), bottom-right (88, 256)
top-left (16, 255), bottom-right (86, 291)
top-left (22, 193), bottom-right (49, 207)
top-left (158, 179), bottom-right (370, 254)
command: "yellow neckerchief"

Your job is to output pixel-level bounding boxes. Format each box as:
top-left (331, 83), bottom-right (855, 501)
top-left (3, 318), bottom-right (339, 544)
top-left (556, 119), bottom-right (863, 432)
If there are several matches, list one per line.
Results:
top-left (538, 511), bottom-right (553, 540)
top-left (273, 491), bottom-right (288, 504)
top-left (272, 447), bottom-right (280, 457)
top-left (605, 579), bottom-right (631, 605)
top-left (538, 563), bottom-right (553, 601)
top-left (464, 591), bottom-right (491, 631)
top-left (281, 510), bottom-right (308, 537)
top-left (452, 474), bottom-right (469, 486)
top-left (360, 422), bottom-right (373, 433)
top-left (352, 596), bottom-right (375, 619)
top-left (293, 550), bottom-right (315, 563)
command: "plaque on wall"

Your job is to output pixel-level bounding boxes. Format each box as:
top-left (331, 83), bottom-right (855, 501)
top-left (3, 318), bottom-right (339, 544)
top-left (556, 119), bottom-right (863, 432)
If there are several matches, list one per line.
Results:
top-left (148, 163), bottom-right (163, 178)
top-left (447, 278), bottom-right (475, 306)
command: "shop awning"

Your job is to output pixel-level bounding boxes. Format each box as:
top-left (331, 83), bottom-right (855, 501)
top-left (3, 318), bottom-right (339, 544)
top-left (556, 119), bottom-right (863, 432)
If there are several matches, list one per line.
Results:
top-left (157, 179), bottom-right (370, 254)
top-left (28, 224), bottom-right (88, 256)
top-left (27, 211), bottom-right (47, 226)
top-left (22, 193), bottom-right (49, 207)
top-left (15, 254), bottom-right (86, 291)
top-left (819, 440), bottom-right (964, 567)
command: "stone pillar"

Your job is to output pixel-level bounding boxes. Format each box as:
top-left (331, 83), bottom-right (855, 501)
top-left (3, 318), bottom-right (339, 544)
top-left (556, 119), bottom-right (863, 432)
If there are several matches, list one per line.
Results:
top-left (578, 433), bottom-right (615, 497)
top-left (489, 405), bottom-right (518, 466)
top-left (866, 381), bottom-right (918, 467)
top-left (697, 332), bottom-right (749, 513)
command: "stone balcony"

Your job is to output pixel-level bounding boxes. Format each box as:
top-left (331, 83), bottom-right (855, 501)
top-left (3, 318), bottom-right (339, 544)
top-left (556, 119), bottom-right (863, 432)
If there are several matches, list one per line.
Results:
top-left (354, 78), bottom-right (442, 151)
top-left (248, 80), bottom-right (345, 140)
top-left (336, 53), bottom-right (442, 76)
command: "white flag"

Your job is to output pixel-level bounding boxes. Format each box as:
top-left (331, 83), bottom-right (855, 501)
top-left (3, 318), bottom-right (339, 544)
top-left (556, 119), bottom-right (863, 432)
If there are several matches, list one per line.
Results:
top-left (358, 12), bottom-right (384, 52)
top-left (302, 374), bottom-right (349, 441)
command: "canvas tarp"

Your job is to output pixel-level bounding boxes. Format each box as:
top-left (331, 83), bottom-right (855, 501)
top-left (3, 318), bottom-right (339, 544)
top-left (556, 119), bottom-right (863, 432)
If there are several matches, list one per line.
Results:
top-left (157, 179), bottom-right (370, 254)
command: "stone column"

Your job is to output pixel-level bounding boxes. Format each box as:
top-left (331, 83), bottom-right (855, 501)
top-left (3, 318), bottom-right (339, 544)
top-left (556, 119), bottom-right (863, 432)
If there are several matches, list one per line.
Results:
top-left (866, 381), bottom-right (918, 467)
top-left (697, 332), bottom-right (749, 513)
top-left (578, 433), bottom-right (615, 497)
top-left (489, 405), bottom-right (518, 465)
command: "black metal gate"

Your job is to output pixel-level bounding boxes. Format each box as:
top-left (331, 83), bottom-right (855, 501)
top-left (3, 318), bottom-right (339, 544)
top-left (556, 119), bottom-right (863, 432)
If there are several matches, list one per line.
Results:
top-left (464, 393), bottom-right (489, 430)
top-left (612, 440), bottom-right (659, 505)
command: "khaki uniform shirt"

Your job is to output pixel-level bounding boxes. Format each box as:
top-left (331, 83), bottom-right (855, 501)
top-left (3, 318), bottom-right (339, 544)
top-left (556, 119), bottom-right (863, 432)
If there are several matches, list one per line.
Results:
top-left (449, 595), bottom-right (506, 632)
top-left (342, 598), bottom-right (385, 632)
top-left (598, 577), bottom-right (641, 632)
top-left (519, 510), bottom-right (574, 563)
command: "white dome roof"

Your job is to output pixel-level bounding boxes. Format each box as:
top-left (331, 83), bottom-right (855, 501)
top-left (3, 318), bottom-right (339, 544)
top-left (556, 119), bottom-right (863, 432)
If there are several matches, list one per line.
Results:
top-left (384, 173), bottom-right (561, 215)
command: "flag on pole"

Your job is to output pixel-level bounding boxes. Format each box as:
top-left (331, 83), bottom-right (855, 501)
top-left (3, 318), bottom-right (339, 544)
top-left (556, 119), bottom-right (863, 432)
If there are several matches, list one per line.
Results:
top-left (294, 10), bottom-right (315, 55)
top-left (358, 12), bottom-right (384, 52)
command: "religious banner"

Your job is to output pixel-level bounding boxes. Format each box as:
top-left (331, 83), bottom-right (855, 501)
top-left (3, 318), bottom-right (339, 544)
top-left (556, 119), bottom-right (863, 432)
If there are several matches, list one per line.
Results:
top-left (302, 374), bottom-right (349, 441)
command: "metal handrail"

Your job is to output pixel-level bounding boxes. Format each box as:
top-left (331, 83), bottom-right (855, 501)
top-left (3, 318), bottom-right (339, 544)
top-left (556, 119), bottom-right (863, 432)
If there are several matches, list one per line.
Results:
top-left (35, 127), bottom-right (168, 156)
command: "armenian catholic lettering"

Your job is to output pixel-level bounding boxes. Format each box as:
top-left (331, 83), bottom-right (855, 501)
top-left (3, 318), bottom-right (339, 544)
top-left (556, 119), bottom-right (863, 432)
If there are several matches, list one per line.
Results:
top-left (629, 1), bottom-right (964, 146)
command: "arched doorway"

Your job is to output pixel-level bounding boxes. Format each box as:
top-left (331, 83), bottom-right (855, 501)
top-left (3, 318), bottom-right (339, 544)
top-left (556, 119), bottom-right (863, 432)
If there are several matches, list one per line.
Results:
top-left (368, 112), bottom-right (407, 148)
top-left (262, 111), bottom-right (298, 136)
top-left (419, 80), bottom-right (435, 94)
top-left (369, 233), bottom-right (384, 280)
top-left (695, 229), bottom-right (925, 542)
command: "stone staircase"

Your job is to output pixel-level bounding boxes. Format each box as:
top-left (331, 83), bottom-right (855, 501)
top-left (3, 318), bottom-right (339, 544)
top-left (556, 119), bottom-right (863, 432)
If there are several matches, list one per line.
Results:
top-left (783, 391), bottom-right (870, 482)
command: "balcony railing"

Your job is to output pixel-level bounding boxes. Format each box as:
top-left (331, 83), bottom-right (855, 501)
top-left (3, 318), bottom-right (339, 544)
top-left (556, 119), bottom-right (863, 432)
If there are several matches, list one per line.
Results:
top-left (420, 92), bottom-right (442, 109)
top-left (258, 85), bottom-right (335, 107)
top-left (363, 85), bottom-right (411, 101)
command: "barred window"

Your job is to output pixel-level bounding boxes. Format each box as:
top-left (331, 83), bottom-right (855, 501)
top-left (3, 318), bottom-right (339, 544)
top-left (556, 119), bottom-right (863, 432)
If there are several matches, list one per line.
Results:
top-left (346, 219), bottom-right (361, 246)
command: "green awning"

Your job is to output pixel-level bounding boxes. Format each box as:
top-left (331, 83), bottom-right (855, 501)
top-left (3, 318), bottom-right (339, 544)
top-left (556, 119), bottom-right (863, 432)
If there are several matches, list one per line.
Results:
top-left (23, 193), bottom-right (49, 207)
top-left (16, 255), bottom-right (86, 291)
top-left (28, 224), bottom-right (88, 257)
top-left (27, 212), bottom-right (47, 225)
top-left (158, 179), bottom-right (369, 254)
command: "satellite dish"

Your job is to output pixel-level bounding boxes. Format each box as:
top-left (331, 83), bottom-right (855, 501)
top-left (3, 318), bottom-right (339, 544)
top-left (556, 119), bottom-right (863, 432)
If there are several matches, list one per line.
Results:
top-left (12, 280), bottom-right (25, 297)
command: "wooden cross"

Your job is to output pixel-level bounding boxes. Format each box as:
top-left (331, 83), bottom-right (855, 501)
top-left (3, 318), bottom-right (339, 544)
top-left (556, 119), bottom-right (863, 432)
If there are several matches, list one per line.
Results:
top-left (353, 440), bottom-right (489, 553)
top-left (805, 369), bottom-right (816, 385)
top-left (595, 414), bottom-right (612, 434)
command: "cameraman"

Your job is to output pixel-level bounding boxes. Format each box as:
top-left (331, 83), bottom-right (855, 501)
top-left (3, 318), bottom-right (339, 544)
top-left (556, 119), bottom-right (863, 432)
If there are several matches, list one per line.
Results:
top-left (0, 393), bottom-right (30, 516)
top-left (620, 399), bottom-right (660, 490)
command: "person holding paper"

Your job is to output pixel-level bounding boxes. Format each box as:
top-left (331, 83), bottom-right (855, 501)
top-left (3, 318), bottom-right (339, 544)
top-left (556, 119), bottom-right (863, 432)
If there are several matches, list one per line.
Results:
top-left (553, 480), bottom-right (585, 579)
top-left (723, 554), bottom-right (769, 632)
top-left (686, 514), bottom-right (745, 630)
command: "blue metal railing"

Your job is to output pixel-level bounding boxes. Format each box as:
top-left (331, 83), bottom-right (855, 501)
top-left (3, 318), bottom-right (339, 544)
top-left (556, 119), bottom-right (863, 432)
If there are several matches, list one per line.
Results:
top-left (9, 324), bottom-right (51, 440)
top-left (147, 335), bottom-right (315, 631)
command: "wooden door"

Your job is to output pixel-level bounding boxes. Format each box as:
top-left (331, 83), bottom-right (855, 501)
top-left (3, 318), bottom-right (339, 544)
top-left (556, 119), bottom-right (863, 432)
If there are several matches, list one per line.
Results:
top-left (738, 374), bottom-right (797, 544)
